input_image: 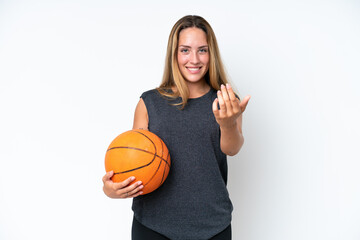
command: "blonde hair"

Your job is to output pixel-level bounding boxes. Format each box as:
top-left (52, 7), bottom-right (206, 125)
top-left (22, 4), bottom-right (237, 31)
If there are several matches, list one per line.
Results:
top-left (157, 15), bottom-right (229, 109)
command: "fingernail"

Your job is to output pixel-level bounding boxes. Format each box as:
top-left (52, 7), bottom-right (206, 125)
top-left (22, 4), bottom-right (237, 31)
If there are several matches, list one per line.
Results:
top-left (130, 176), bottom-right (135, 181)
top-left (221, 84), bottom-right (225, 88)
top-left (139, 185), bottom-right (144, 189)
top-left (226, 83), bottom-right (230, 89)
top-left (139, 191), bottom-right (143, 195)
top-left (137, 181), bottom-right (142, 185)
top-left (217, 90), bottom-right (221, 94)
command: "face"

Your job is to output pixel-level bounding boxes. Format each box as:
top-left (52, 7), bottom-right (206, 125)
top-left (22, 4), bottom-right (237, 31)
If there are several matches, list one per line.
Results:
top-left (177, 27), bottom-right (209, 84)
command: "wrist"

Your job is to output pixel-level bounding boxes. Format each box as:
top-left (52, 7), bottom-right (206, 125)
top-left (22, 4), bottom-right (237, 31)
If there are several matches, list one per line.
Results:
top-left (220, 122), bottom-right (238, 131)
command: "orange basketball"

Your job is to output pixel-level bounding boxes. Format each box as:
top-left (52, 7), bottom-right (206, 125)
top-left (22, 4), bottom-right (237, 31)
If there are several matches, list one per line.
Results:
top-left (105, 129), bottom-right (171, 195)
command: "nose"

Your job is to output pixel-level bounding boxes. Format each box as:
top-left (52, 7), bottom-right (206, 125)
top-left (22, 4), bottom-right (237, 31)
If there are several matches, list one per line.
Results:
top-left (189, 50), bottom-right (200, 64)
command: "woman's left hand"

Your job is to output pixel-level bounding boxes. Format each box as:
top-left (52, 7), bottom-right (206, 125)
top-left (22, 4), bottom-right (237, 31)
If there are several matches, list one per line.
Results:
top-left (212, 84), bottom-right (251, 129)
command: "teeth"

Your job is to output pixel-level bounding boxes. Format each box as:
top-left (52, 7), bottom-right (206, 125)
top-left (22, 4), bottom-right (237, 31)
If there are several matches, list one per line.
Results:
top-left (187, 67), bottom-right (200, 70)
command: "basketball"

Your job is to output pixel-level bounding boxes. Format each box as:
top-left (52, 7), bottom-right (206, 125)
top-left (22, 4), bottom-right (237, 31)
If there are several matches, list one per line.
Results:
top-left (105, 129), bottom-right (171, 195)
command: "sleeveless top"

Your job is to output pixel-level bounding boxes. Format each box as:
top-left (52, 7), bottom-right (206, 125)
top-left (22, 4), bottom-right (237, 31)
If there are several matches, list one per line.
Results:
top-left (132, 88), bottom-right (233, 240)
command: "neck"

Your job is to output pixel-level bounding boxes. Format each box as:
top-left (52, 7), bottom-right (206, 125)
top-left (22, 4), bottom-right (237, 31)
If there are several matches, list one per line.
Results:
top-left (186, 80), bottom-right (210, 99)
top-left (171, 79), bottom-right (211, 98)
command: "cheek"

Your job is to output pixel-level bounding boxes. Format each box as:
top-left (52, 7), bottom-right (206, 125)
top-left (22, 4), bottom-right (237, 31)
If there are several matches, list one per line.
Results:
top-left (177, 54), bottom-right (188, 66)
top-left (202, 55), bottom-right (210, 68)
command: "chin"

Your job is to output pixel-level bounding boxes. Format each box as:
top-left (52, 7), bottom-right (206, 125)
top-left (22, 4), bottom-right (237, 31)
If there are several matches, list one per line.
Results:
top-left (185, 78), bottom-right (203, 83)
top-left (183, 74), bottom-right (207, 83)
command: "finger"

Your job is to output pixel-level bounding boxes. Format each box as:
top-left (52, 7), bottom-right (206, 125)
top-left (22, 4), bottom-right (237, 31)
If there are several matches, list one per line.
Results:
top-left (112, 176), bottom-right (136, 190)
top-left (239, 95), bottom-right (251, 112)
top-left (221, 84), bottom-right (230, 101)
top-left (221, 84), bottom-right (232, 112)
top-left (212, 98), bottom-right (219, 118)
top-left (127, 188), bottom-right (144, 198)
top-left (120, 181), bottom-right (143, 198)
top-left (102, 171), bottom-right (114, 184)
top-left (122, 180), bottom-right (143, 193)
top-left (217, 90), bottom-right (226, 114)
top-left (130, 190), bottom-right (144, 198)
top-left (126, 182), bottom-right (144, 197)
top-left (226, 84), bottom-right (240, 103)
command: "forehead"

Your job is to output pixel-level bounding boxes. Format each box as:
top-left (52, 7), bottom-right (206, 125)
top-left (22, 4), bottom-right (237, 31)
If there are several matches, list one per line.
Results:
top-left (178, 27), bottom-right (208, 46)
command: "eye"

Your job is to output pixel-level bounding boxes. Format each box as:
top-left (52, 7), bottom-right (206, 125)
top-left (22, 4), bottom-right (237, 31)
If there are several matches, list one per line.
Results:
top-left (180, 48), bottom-right (189, 53)
top-left (199, 48), bottom-right (208, 53)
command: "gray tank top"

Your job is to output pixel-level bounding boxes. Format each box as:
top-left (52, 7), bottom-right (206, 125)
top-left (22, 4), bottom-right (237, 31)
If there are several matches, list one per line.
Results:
top-left (132, 88), bottom-right (233, 240)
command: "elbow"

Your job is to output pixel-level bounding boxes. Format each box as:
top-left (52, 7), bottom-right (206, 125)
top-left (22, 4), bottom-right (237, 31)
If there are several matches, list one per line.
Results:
top-left (224, 146), bottom-right (241, 156)
top-left (226, 151), bottom-right (238, 157)
top-left (222, 135), bottom-right (244, 156)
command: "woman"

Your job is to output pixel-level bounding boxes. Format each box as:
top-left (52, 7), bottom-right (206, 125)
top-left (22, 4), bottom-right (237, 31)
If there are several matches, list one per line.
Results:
top-left (103, 15), bottom-right (251, 240)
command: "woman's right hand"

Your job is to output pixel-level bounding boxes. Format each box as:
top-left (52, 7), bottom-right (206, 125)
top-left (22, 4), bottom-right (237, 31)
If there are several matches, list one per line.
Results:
top-left (102, 171), bottom-right (144, 199)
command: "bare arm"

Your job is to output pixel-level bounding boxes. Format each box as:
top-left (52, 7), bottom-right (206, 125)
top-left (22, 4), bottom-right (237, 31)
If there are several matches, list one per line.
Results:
top-left (219, 115), bottom-right (244, 156)
top-left (133, 98), bottom-right (149, 130)
top-left (102, 98), bottom-right (149, 198)
top-left (213, 84), bottom-right (250, 156)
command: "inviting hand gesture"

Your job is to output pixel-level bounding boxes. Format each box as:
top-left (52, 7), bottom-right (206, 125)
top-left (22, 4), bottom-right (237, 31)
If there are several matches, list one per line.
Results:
top-left (212, 84), bottom-right (250, 129)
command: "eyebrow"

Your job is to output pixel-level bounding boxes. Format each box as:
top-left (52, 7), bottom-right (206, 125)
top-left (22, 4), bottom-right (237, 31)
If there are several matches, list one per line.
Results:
top-left (179, 45), bottom-right (209, 48)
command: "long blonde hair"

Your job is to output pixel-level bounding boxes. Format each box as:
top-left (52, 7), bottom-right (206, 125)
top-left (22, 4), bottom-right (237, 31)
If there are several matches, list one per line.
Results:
top-left (157, 15), bottom-right (229, 109)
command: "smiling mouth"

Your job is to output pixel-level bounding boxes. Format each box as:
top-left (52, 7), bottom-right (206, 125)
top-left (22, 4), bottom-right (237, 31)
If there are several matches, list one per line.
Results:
top-left (186, 67), bottom-right (202, 73)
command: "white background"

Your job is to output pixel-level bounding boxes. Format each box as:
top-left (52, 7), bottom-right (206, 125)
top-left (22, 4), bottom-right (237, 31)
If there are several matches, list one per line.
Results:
top-left (0, 0), bottom-right (359, 239)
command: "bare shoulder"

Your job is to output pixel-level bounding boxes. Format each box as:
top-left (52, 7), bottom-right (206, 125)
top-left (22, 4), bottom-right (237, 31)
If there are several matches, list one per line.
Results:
top-left (133, 98), bottom-right (149, 130)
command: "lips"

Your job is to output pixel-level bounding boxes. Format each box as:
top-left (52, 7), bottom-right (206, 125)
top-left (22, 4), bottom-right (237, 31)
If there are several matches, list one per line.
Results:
top-left (186, 66), bottom-right (202, 73)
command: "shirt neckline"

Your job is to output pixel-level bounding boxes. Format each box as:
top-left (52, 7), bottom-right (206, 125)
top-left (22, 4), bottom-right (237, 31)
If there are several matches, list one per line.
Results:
top-left (188, 88), bottom-right (213, 101)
